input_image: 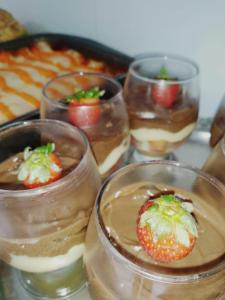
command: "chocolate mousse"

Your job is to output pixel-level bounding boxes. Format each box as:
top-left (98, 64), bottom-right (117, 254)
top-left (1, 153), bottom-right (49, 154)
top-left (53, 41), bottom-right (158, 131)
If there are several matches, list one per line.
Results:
top-left (0, 149), bottom-right (100, 272)
top-left (42, 87), bottom-right (130, 179)
top-left (85, 181), bottom-right (225, 300)
top-left (210, 106), bottom-right (225, 147)
top-left (0, 120), bottom-right (101, 298)
top-left (87, 116), bottom-right (130, 179)
top-left (124, 83), bottom-right (198, 156)
top-left (202, 135), bottom-right (225, 185)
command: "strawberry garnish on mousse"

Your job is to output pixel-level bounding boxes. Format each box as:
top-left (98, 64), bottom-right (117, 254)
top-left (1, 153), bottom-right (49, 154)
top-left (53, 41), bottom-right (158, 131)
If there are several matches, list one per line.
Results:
top-left (66, 87), bottom-right (105, 127)
top-left (17, 143), bottom-right (62, 189)
top-left (137, 193), bottom-right (198, 263)
top-left (152, 66), bottom-right (180, 109)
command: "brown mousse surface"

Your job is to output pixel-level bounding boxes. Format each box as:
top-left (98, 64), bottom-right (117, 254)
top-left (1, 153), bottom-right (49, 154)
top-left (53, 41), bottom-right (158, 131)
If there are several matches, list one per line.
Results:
top-left (210, 106), bottom-right (225, 147)
top-left (99, 182), bottom-right (225, 271)
top-left (90, 131), bottom-right (128, 165)
top-left (43, 101), bottom-right (129, 175)
top-left (129, 101), bottom-right (198, 132)
top-left (0, 218), bottom-right (86, 265)
top-left (85, 181), bottom-right (225, 300)
top-left (123, 82), bottom-right (198, 132)
top-left (82, 107), bottom-right (129, 167)
top-left (202, 138), bottom-right (225, 185)
top-left (0, 152), bottom-right (101, 269)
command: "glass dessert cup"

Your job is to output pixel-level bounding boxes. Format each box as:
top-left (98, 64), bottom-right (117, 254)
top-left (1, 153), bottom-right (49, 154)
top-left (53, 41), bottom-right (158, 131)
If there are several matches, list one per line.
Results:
top-left (0, 119), bottom-right (101, 299)
top-left (202, 133), bottom-right (225, 185)
top-left (41, 72), bottom-right (130, 180)
top-left (210, 93), bottom-right (225, 147)
top-left (123, 54), bottom-right (200, 161)
top-left (84, 161), bottom-right (225, 300)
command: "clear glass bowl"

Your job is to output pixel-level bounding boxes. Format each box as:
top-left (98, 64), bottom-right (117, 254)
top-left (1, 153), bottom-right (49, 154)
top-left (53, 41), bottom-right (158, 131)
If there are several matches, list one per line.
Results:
top-left (41, 72), bottom-right (130, 179)
top-left (123, 54), bottom-right (200, 160)
top-left (85, 161), bottom-right (225, 300)
top-left (0, 119), bottom-right (101, 299)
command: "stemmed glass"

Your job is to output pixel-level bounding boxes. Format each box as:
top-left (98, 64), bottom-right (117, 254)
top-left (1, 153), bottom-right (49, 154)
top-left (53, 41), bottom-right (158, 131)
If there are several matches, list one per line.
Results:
top-left (84, 161), bottom-right (225, 300)
top-left (123, 54), bottom-right (200, 161)
top-left (41, 72), bottom-right (130, 180)
top-left (0, 120), bottom-right (101, 299)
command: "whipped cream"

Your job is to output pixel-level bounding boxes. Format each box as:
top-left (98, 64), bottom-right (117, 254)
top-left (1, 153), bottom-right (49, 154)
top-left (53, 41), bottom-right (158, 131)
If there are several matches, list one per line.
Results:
top-left (131, 123), bottom-right (196, 143)
top-left (10, 243), bottom-right (85, 273)
top-left (98, 136), bottom-right (130, 175)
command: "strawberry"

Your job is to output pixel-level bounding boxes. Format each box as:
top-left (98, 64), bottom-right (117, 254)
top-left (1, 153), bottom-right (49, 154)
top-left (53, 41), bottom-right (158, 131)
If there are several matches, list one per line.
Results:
top-left (17, 143), bottom-right (62, 189)
top-left (151, 66), bottom-right (180, 108)
top-left (67, 87), bottom-right (104, 127)
top-left (137, 193), bottom-right (198, 263)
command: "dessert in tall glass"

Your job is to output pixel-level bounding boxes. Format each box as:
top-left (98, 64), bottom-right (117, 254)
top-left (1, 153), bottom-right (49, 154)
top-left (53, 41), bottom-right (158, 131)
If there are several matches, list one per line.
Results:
top-left (85, 161), bottom-right (225, 300)
top-left (202, 133), bottom-right (225, 185)
top-left (41, 72), bottom-right (130, 179)
top-left (0, 120), bottom-right (101, 299)
top-left (123, 54), bottom-right (199, 161)
top-left (210, 94), bottom-right (225, 147)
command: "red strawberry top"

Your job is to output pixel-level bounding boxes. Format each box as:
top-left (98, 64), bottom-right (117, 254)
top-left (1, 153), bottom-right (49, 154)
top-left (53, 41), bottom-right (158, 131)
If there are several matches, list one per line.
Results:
top-left (66, 87), bottom-right (105, 127)
top-left (137, 193), bottom-right (198, 263)
top-left (152, 66), bottom-right (180, 109)
top-left (17, 143), bottom-right (62, 189)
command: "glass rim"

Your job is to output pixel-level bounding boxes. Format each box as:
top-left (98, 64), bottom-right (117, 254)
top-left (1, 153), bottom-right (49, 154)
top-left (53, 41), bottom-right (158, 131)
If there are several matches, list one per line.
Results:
top-left (95, 160), bottom-right (225, 283)
top-left (42, 71), bottom-right (123, 109)
top-left (129, 53), bottom-right (200, 84)
top-left (0, 119), bottom-right (90, 197)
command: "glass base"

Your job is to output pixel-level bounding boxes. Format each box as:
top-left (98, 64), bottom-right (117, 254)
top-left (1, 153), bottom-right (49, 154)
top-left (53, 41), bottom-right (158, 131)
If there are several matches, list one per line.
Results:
top-left (130, 148), bottom-right (177, 163)
top-left (17, 257), bottom-right (86, 299)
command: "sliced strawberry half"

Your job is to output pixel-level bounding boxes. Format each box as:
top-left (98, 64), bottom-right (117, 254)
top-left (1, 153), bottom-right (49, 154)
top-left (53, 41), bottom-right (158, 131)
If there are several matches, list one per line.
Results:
top-left (152, 66), bottom-right (180, 109)
top-left (137, 193), bottom-right (198, 263)
top-left (67, 87), bottom-right (104, 127)
top-left (17, 143), bottom-right (62, 189)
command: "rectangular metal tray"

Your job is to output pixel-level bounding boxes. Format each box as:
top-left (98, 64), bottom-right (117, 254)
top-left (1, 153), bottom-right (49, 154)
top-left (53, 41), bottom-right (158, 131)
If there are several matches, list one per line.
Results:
top-left (0, 33), bottom-right (133, 129)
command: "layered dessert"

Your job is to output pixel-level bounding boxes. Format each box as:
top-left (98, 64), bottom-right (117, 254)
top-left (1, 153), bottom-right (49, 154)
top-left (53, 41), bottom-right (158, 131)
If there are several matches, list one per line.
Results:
top-left (124, 63), bottom-right (199, 157)
top-left (202, 135), bottom-right (225, 184)
top-left (89, 125), bottom-right (130, 179)
top-left (0, 120), bottom-right (101, 298)
top-left (85, 165), bottom-right (225, 300)
top-left (42, 76), bottom-right (130, 179)
top-left (210, 104), bottom-right (225, 147)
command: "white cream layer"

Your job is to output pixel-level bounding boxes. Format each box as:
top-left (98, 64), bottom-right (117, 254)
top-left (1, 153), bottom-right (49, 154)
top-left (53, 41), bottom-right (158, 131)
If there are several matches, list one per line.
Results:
top-left (98, 136), bottom-right (130, 175)
top-left (10, 243), bottom-right (84, 273)
top-left (131, 123), bottom-right (196, 143)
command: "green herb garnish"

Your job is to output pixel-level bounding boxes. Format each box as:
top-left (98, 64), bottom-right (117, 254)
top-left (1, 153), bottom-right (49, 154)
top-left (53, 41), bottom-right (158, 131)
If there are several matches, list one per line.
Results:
top-left (156, 66), bottom-right (171, 80)
top-left (66, 87), bottom-right (105, 102)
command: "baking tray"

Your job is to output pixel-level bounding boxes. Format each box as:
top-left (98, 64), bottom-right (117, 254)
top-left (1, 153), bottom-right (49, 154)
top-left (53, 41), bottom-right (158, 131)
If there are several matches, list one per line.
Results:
top-left (0, 33), bottom-right (133, 130)
top-left (0, 118), bottom-right (213, 300)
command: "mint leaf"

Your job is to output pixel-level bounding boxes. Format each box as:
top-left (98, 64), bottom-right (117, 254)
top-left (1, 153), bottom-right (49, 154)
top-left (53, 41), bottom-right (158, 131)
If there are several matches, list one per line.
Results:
top-left (156, 66), bottom-right (171, 80)
top-left (66, 86), bottom-right (105, 103)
